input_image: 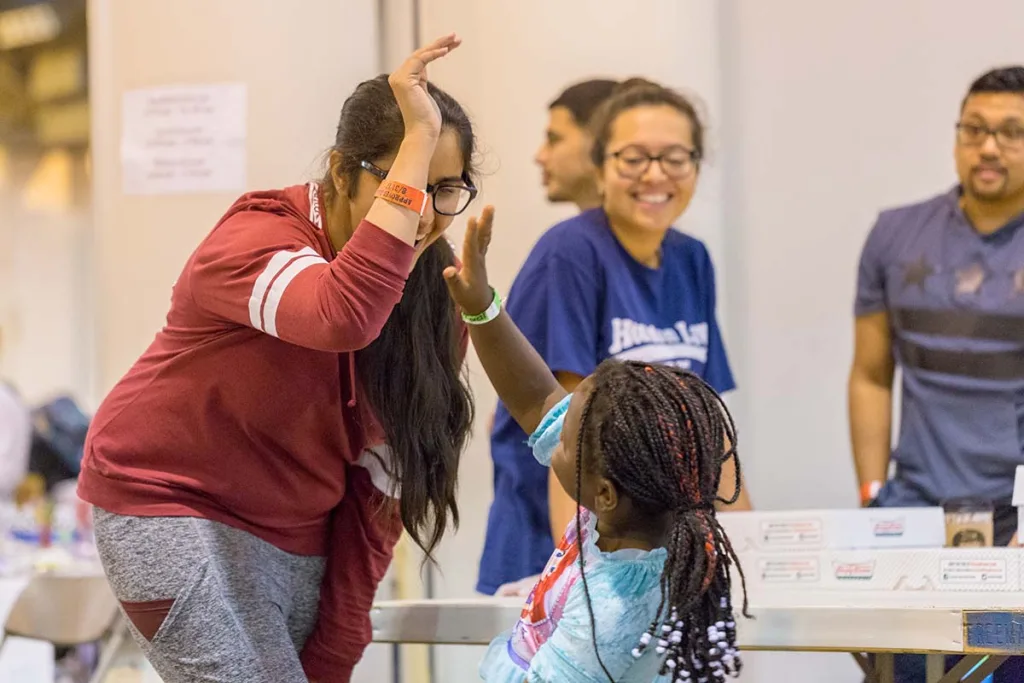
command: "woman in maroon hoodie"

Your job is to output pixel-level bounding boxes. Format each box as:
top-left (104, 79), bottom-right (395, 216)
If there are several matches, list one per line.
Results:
top-left (77, 35), bottom-right (479, 683)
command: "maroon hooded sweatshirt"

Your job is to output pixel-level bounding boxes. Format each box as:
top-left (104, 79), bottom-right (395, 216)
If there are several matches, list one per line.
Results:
top-left (79, 183), bottom-right (463, 681)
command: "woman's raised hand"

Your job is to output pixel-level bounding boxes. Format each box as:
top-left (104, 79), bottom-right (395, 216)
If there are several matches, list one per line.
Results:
top-left (388, 33), bottom-right (462, 139)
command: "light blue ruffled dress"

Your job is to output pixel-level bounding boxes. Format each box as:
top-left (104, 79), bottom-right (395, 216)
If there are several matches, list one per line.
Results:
top-left (479, 395), bottom-right (672, 683)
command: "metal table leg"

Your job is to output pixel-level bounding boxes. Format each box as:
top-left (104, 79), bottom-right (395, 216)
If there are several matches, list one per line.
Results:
top-left (926, 654), bottom-right (946, 683)
top-left (875, 653), bottom-right (895, 683)
top-left (960, 656), bottom-right (1007, 683)
top-left (87, 615), bottom-right (129, 683)
top-left (852, 653), bottom-right (878, 682)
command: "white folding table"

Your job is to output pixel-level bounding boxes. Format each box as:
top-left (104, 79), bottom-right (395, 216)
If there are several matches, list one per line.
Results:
top-left (371, 590), bottom-right (1024, 683)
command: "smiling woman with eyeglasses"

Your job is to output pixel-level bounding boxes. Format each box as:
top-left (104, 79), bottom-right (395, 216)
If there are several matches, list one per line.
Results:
top-left (479, 78), bottom-right (753, 601)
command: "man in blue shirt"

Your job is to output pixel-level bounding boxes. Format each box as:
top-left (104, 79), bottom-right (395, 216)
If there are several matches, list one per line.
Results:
top-left (849, 66), bottom-right (1024, 683)
top-left (478, 78), bottom-right (749, 596)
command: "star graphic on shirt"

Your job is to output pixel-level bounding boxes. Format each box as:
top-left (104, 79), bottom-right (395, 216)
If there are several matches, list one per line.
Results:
top-left (954, 262), bottom-right (987, 297)
top-left (901, 257), bottom-right (934, 291)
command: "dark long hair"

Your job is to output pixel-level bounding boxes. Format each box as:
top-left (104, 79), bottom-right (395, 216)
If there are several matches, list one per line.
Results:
top-left (574, 361), bottom-right (749, 682)
top-left (326, 75), bottom-right (476, 558)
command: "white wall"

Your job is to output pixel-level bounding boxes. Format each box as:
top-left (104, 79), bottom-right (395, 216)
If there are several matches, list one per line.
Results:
top-left (720, 1), bottom-right (1024, 680)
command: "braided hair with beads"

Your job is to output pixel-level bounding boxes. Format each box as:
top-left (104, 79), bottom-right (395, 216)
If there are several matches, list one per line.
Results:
top-left (572, 360), bottom-right (749, 683)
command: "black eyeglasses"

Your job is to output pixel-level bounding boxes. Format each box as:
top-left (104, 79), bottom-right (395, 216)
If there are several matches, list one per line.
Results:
top-left (608, 144), bottom-right (701, 180)
top-left (955, 121), bottom-right (1024, 150)
top-left (360, 160), bottom-right (478, 216)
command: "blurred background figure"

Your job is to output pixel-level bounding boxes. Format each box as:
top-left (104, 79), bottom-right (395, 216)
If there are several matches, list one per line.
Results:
top-left (534, 78), bottom-right (618, 211)
top-left (0, 324), bottom-right (30, 498)
top-left (0, 379), bottom-right (31, 499)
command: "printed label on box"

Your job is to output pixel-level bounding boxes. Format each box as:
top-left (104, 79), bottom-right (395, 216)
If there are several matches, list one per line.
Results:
top-left (939, 559), bottom-right (1007, 585)
top-left (757, 558), bottom-right (820, 583)
top-left (758, 519), bottom-right (823, 547)
top-left (833, 560), bottom-right (876, 581)
top-left (870, 516), bottom-right (906, 538)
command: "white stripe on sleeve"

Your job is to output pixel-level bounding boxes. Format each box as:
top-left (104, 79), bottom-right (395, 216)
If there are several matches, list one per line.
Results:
top-left (262, 253), bottom-right (328, 337)
top-left (247, 247), bottom-right (321, 332)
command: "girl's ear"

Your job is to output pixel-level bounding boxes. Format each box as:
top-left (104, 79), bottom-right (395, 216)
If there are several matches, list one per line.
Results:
top-left (593, 476), bottom-right (619, 514)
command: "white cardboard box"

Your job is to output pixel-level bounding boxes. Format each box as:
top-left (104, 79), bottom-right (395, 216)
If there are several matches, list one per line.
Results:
top-left (741, 547), bottom-right (1022, 593)
top-left (719, 507), bottom-right (946, 553)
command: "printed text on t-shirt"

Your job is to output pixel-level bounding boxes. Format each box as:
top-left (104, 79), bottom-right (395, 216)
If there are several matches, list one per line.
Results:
top-left (608, 317), bottom-right (709, 368)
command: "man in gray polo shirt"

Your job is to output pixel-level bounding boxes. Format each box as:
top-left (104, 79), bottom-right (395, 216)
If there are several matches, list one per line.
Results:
top-left (849, 66), bottom-right (1024, 682)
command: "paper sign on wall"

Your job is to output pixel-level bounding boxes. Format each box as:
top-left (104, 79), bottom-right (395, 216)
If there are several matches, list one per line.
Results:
top-left (121, 83), bottom-right (247, 195)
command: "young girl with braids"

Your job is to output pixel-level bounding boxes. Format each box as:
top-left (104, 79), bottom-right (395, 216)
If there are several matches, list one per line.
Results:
top-left (444, 208), bottom-right (749, 683)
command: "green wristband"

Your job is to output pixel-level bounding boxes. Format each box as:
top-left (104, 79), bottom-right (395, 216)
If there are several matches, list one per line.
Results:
top-left (462, 288), bottom-right (502, 325)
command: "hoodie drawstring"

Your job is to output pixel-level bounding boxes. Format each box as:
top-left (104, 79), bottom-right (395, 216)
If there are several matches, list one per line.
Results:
top-left (347, 352), bottom-right (357, 409)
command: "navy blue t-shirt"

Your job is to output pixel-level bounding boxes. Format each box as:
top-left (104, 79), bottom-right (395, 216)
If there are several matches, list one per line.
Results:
top-left (855, 187), bottom-right (1024, 510)
top-left (476, 209), bottom-right (735, 594)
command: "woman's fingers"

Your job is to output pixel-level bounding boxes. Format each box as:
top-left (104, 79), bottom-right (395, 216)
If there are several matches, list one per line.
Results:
top-left (414, 46), bottom-right (451, 66)
top-left (411, 34), bottom-right (461, 67)
top-left (420, 33), bottom-right (460, 53)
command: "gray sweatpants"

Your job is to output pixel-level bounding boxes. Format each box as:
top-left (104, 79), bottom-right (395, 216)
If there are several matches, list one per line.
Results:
top-left (93, 509), bottom-right (326, 683)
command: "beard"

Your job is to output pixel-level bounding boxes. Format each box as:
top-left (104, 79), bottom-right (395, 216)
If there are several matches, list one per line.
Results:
top-left (966, 169), bottom-right (1011, 201)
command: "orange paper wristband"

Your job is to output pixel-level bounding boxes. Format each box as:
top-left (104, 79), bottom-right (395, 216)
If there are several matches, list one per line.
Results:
top-left (860, 480), bottom-right (882, 504)
top-left (374, 180), bottom-right (428, 216)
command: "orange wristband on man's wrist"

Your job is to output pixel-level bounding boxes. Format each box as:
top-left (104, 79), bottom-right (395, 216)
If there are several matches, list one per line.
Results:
top-left (374, 179), bottom-right (429, 215)
top-left (860, 480), bottom-right (883, 505)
